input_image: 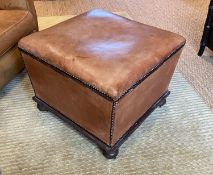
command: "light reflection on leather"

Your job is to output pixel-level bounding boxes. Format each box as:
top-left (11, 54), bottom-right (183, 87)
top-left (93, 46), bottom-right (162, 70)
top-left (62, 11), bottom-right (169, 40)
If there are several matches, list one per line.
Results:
top-left (86, 9), bottom-right (122, 19)
top-left (83, 40), bottom-right (134, 59)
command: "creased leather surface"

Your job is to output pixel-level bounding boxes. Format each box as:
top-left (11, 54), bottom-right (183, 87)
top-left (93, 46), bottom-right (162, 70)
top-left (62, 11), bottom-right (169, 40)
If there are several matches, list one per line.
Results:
top-left (23, 53), bottom-right (112, 145)
top-left (19, 9), bottom-right (186, 100)
top-left (0, 10), bottom-right (35, 55)
top-left (112, 50), bottom-right (182, 145)
top-left (0, 0), bottom-right (38, 30)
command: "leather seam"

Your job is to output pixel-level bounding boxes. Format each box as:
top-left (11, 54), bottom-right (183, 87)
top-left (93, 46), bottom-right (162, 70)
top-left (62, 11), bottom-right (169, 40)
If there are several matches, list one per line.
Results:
top-left (0, 30), bottom-right (33, 57)
top-left (115, 43), bottom-right (185, 102)
top-left (18, 43), bottom-right (185, 102)
top-left (19, 47), bottom-right (114, 101)
top-left (0, 10), bottom-right (31, 37)
top-left (0, 43), bottom-right (17, 57)
top-left (109, 101), bottom-right (117, 146)
top-left (33, 96), bottom-right (112, 147)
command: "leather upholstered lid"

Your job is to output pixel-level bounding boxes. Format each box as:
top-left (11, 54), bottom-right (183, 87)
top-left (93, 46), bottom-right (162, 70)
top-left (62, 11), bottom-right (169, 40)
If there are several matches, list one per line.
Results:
top-left (19, 9), bottom-right (186, 100)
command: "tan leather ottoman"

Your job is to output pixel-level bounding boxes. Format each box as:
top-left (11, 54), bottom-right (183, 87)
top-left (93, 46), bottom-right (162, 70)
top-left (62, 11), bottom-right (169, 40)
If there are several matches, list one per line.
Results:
top-left (18, 9), bottom-right (186, 159)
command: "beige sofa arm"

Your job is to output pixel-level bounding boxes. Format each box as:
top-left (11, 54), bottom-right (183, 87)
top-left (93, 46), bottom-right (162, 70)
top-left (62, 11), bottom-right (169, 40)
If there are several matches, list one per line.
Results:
top-left (0, 0), bottom-right (38, 30)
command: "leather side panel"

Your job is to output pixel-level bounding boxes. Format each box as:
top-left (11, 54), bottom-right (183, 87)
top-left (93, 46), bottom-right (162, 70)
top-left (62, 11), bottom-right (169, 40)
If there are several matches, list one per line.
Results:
top-left (22, 53), bottom-right (112, 145)
top-left (0, 45), bottom-right (24, 89)
top-left (112, 50), bottom-right (182, 145)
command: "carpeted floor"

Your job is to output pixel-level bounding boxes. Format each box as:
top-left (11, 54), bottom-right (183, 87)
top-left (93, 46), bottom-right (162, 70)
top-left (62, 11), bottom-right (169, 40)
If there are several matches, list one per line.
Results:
top-left (34, 0), bottom-right (213, 109)
top-left (0, 70), bottom-right (213, 175)
top-left (0, 11), bottom-right (213, 175)
top-left (1, 1), bottom-right (213, 174)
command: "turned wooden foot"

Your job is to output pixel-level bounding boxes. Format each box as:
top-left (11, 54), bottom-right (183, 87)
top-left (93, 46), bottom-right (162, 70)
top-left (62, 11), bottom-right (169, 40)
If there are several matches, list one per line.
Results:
top-left (102, 149), bottom-right (119, 159)
top-left (37, 103), bottom-right (48, 112)
top-left (158, 98), bottom-right (166, 107)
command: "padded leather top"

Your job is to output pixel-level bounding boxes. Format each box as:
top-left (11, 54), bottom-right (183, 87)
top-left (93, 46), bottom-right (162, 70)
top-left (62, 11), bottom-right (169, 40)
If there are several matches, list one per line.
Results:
top-left (19, 9), bottom-right (186, 100)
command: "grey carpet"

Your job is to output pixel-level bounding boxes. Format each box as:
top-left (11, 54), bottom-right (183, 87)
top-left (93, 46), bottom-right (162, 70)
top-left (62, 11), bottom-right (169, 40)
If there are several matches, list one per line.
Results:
top-left (0, 70), bottom-right (213, 175)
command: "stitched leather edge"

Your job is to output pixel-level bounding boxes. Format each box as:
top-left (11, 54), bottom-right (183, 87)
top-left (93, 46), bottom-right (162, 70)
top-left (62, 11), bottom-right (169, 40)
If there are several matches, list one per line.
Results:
top-left (18, 43), bottom-right (185, 102)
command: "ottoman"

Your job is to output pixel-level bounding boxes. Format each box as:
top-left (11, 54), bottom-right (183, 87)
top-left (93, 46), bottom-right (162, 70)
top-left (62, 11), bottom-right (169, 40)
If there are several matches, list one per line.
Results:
top-left (18, 9), bottom-right (186, 159)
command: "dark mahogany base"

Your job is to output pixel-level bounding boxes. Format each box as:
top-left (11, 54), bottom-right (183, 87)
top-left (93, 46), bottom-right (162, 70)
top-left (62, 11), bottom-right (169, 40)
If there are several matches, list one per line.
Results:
top-left (102, 149), bottom-right (119, 159)
top-left (33, 91), bottom-right (170, 159)
top-left (37, 103), bottom-right (49, 112)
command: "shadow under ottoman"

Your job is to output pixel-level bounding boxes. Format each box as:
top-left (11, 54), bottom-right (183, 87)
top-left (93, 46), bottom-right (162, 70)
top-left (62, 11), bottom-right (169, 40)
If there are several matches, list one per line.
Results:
top-left (18, 9), bottom-right (186, 159)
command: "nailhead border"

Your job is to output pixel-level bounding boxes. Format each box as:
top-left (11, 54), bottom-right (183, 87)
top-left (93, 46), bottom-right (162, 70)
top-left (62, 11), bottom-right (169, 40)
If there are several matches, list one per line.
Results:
top-left (19, 47), bottom-right (114, 102)
top-left (109, 101), bottom-right (118, 145)
top-left (19, 43), bottom-right (185, 145)
top-left (18, 43), bottom-right (184, 103)
top-left (115, 44), bottom-right (185, 102)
